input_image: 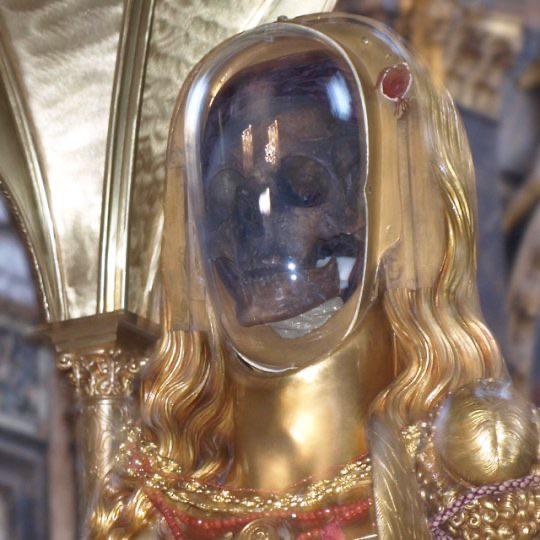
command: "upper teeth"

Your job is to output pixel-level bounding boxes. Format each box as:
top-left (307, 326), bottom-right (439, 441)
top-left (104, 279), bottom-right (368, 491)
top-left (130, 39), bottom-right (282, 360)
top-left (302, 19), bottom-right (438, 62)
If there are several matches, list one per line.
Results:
top-left (337, 256), bottom-right (355, 289)
top-left (315, 256), bottom-right (355, 289)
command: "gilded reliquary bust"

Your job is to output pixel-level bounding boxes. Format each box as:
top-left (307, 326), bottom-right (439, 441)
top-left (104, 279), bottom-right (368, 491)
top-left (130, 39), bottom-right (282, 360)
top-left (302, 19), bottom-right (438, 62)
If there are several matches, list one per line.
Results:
top-left (92, 14), bottom-right (540, 540)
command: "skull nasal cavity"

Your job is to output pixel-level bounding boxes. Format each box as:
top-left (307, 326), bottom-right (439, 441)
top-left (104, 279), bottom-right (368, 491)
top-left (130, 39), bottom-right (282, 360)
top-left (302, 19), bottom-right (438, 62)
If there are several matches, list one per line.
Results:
top-left (236, 187), bottom-right (264, 239)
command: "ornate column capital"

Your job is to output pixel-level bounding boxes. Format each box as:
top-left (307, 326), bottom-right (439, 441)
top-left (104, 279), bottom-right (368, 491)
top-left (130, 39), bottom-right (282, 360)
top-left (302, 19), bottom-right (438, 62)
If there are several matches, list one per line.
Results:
top-left (57, 347), bottom-right (148, 399)
top-left (39, 309), bottom-right (160, 398)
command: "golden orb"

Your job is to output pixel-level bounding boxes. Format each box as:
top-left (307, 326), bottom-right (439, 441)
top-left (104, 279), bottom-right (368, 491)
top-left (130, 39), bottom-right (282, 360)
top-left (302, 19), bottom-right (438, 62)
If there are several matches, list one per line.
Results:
top-left (433, 379), bottom-right (538, 486)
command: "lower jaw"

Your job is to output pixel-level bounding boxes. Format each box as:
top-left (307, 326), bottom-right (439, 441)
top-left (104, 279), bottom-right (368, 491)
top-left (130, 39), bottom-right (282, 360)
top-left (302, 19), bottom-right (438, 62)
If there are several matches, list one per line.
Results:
top-left (235, 260), bottom-right (340, 327)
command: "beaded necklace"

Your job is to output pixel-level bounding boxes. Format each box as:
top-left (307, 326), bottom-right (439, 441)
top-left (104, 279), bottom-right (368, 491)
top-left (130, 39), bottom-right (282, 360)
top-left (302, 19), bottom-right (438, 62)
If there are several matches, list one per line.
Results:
top-left (121, 427), bottom-right (373, 539)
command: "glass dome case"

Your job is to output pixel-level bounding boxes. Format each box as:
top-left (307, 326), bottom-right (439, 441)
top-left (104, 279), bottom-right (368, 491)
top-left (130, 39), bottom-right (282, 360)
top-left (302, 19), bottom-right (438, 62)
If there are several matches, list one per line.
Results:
top-left (176, 24), bottom-right (373, 369)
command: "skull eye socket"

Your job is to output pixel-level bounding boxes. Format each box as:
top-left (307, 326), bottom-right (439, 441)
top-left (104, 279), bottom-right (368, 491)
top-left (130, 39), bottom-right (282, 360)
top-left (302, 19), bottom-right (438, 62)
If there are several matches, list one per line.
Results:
top-left (278, 155), bottom-right (330, 207)
top-left (206, 168), bottom-right (244, 224)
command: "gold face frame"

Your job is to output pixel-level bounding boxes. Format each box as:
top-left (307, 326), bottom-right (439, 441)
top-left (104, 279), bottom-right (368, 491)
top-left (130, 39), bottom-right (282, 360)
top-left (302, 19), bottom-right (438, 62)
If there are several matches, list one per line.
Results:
top-left (164, 14), bottom-right (448, 370)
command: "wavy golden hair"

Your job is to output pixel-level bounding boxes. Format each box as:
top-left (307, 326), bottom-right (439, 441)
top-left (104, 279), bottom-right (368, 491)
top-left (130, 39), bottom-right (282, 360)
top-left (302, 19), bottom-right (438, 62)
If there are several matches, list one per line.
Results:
top-left (372, 76), bottom-right (504, 426)
top-left (90, 44), bottom-right (504, 540)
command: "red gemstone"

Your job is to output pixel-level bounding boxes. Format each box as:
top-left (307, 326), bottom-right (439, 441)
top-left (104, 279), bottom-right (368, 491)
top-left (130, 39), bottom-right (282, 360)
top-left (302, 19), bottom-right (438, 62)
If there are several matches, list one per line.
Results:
top-left (378, 63), bottom-right (412, 102)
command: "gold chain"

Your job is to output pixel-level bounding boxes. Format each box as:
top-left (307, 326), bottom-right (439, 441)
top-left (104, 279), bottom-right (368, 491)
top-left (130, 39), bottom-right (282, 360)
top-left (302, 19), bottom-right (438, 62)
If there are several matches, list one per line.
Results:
top-left (121, 427), bottom-right (372, 514)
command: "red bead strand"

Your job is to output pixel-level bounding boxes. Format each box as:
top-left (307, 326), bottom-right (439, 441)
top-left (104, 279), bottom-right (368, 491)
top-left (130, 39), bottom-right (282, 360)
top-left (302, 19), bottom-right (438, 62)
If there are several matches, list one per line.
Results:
top-left (147, 489), bottom-right (372, 539)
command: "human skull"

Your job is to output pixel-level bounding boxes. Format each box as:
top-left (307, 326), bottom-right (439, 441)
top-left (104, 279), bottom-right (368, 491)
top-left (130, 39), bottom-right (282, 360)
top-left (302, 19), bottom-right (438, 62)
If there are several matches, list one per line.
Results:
top-left (201, 54), bottom-right (366, 327)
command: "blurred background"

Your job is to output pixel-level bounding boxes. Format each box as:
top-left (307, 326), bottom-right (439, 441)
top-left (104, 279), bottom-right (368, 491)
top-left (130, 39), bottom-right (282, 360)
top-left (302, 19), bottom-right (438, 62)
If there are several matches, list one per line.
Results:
top-left (336, 0), bottom-right (540, 400)
top-left (0, 0), bottom-right (538, 538)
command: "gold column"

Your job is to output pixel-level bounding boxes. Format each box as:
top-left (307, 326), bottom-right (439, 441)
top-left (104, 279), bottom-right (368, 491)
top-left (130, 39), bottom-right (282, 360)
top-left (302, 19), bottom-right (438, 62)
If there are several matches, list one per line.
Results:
top-left (42, 312), bottom-right (159, 509)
